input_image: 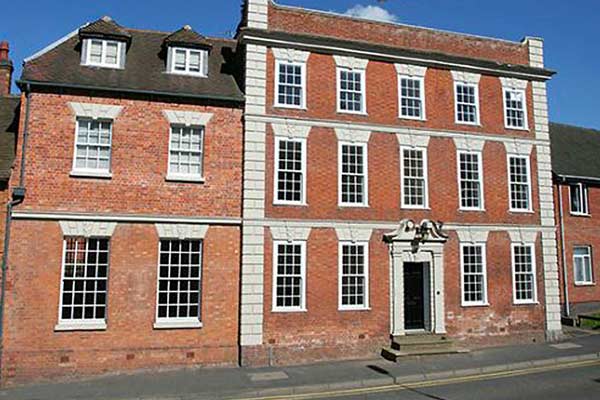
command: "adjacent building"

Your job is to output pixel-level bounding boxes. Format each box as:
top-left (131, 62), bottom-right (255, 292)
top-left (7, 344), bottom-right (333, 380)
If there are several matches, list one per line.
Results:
top-left (1, 17), bottom-right (244, 384)
top-left (551, 123), bottom-right (600, 316)
top-left (237, 0), bottom-right (561, 366)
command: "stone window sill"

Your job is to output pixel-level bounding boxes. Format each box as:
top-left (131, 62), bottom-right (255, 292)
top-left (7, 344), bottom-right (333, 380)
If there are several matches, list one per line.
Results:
top-left (70, 170), bottom-right (112, 179)
top-left (55, 321), bottom-right (107, 332)
top-left (153, 319), bottom-right (203, 330)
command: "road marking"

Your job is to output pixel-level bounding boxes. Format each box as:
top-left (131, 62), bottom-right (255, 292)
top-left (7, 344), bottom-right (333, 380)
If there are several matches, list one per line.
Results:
top-left (550, 342), bottom-right (582, 349)
top-left (229, 359), bottom-right (600, 400)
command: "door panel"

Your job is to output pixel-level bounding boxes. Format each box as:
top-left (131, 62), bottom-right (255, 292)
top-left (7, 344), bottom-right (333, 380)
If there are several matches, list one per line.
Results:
top-left (404, 262), bottom-right (425, 330)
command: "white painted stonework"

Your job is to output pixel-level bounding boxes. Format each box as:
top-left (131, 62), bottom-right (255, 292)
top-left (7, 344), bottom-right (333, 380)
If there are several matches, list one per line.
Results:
top-left (451, 71), bottom-right (481, 84)
top-left (334, 226), bottom-right (373, 242)
top-left (155, 224), bottom-right (209, 240)
top-left (396, 133), bottom-right (430, 148)
top-left (500, 77), bottom-right (528, 91)
top-left (457, 228), bottom-right (490, 244)
top-left (163, 110), bottom-right (213, 127)
top-left (453, 136), bottom-right (485, 152)
top-left (395, 64), bottom-right (427, 77)
top-left (272, 122), bottom-right (312, 139)
top-left (508, 229), bottom-right (538, 244)
top-left (246, 0), bottom-right (268, 30)
top-left (69, 102), bottom-right (123, 120)
top-left (504, 140), bottom-right (533, 156)
top-left (59, 221), bottom-right (117, 237)
top-left (333, 55), bottom-right (369, 70)
top-left (335, 128), bottom-right (371, 143)
top-left (270, 226), bottom-right (311, 241)
top-left (272, 47), bottom-right (310, 64)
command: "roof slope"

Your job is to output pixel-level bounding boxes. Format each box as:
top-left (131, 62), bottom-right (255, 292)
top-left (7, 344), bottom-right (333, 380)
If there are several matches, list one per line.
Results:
top-left (0, 96), bottom-right (19, 181)
top-left (550, 123), bottom-right (600, 180)
top-left (21, 28), bottom-right (244, 102)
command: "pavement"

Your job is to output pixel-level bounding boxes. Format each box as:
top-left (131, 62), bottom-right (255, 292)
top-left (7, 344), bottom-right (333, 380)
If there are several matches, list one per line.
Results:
top-left (1, 328), bottom-right (600, 400)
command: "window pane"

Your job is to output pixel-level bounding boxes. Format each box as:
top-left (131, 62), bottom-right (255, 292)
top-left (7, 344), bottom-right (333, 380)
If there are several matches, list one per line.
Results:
top-left (90, 40), bottom-right (103, 64)
top-left (275, 243), bottom-right (303, 309)
top-left (156, 240), bottom-right (203, 320)
top-left (188, 51), bottom-right (201, 72)
top-left (456, 84), bottom-right (478, 123)
top-left (74, 119), bottom-right (112, 172)
top-left (340, 144), bottom-right (366, 205)
top-left (400, 77), bottom-right (423, 118)
top-left (339, 70), bottom-right (364, 112)
top-left (462, 245), bottom-right (485, 303)
top-left (402, 148), bottom-right (426, 207)
top-left (459, 152), bottom-right (482, 209)
top-left (174, 50), bottom-right (186, 71)
top-left (276, 139), bottom-right (304, 202)
top-left (505, 90), bottom-right (526, 128)
top-left (509, 156), bottom-right (530, 210)
top-left (513, 246), bottom-right (535, 301)
top-left (340, 244), bottom-right (367, 307)
top-left (277, 63), bottom-right (304, 106)
top-left (168, 125), bottom-right (204, 176)
top-left (60, 237), bottom-right (109, 322)
top-left (105, 42), bottom-right (118, 65)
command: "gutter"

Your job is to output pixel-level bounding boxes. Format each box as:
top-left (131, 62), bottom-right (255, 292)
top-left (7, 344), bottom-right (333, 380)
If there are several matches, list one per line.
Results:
top-left (0, 84), bottom-right (29, 378)
top-left (553, 173), bottom-right (600, 185)
top-left (556, 179), bottom-right (570, 317)
top-left (16, 80), bottom-right (245, 104)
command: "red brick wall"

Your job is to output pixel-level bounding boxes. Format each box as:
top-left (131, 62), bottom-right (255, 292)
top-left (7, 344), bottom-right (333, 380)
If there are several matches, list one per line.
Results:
top-left (11, 92), bottom-right (243, 217)
top-left (265, 52), bottom-right (536, 139)
top-left (445, 231), bottom-right (546, 344)
top-left (268, 3), bottom-right (531, 66)
top-left (261, 227), bottom-right (390, 365)
top-left (2, 220), bottom-right (240, 385)
top-left (265, 126), bottom-right (540, 226)
top-left (556, 183), bottom-right (600, 309)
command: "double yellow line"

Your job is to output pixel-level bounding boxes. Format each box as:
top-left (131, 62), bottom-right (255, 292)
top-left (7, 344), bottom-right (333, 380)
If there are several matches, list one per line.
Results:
top-left (230, 358), bottom-right (600, 400)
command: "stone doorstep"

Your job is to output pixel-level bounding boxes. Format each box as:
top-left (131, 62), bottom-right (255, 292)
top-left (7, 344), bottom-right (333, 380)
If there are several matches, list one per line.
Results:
top-left (217, 352), bottom-right (600, 400)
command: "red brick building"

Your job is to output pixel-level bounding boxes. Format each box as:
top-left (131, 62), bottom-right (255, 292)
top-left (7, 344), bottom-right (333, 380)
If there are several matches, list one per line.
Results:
top-left (0, 18), bottom-right (244, 384)
top-left (238, 0), bottom-right (562, 366)
top-left (551, 123), bottom-right (600, 316)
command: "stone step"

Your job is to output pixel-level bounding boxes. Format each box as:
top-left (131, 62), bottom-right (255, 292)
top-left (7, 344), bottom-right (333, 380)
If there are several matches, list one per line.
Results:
top-left (381, 346), bottom-right (469, 362)
top-left (391, 334), bottom-right (451, 350)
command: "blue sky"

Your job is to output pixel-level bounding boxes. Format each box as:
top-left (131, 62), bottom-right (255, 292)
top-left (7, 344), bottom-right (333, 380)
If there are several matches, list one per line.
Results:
top-left (1, 0), bottom-right (598, 128)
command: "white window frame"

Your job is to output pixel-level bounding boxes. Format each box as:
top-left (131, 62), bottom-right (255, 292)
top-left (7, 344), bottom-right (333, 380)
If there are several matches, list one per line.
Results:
top-left (511, 243), bottom-right (538, 305)
top-left (507, 155), bottom-right (533, 212)
top-left (398, 75), bottom-right (426, 120)
top-left (338, 241), bottom-right (370, 311)
top-left (503, 88), bottom-right (529, 130)
top-left (56, 237), bottom-right (110, 331)
top-left (400, 146), bottom-right (429, 209)
top-left (273, 136), bottom-right (307, 206)
top-left (573, 246), bottom-right (594, 286)
top-left (337, 67), bottom-right (367, 115)
top-left (166, 124), bottom-right (205, 182)
top-left (338, 141), bottom-right (369, 207)
top-left (569, 183), bottom-right (589, 216)
top-left (84, 39), bottom-right (122, 68)
top-left (454, 82), bottom-right (480, 125)
top-left (460, 243), bottom-right (488, 307)
top-left (274, 60), bottom-right (307, 109)
top-left (71, 118), bottom-right (113, 178)
top-left (457, 150), bottom-right (485, 211)
top-left (272, 240), bottom-right (307, 312)
top-left (154, 239), bottom-right (203, 329)
top-left (169, 47), bottom-right (208, 77)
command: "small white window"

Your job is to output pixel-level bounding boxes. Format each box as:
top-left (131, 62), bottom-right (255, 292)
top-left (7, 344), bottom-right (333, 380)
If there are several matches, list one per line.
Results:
top-left (338, 68), bottom-right (366, 114)
top-left (156, 240), bottom-right (202, 327)
top-left (455, 83), bottom-right (479, 125)
top-left (273, 241), bottom-right (306, 312)
top-left (461, 244), bottom-right (488, 306)
top-left (169, 47), bottom-right (207, 76)
top-left (275, 61), bottom-right (306, 108)
top-left (339, 142), bottom-right (368, 206)
top-left (401, 146), bottom-right (428, 208)
top-left (399, 76), bottom-right (425, 120)
top-left (570, 183), bottom-right (589, 215)
top-left (458, 151), bottom-right (484, 210)
top-left (508, 155), bottom-right (532, 212)
top-left (512, 244), bottom-right (537, 304)
top-left (339, 242), bottom-right (369, 310)
top-left (58, 237), bottom-right (109, 329)
top-left (72, 118), bottom-right (112, 176)
top-left (85, 39), bottom-right (122, 68)
top-left (504, 89), bottom-right (528, 130)
top-left (167, 125), bottom-right (204, 181)
top-left (574, 246), bottom-right (594, 285)
top-left (274, 137), bottom-right (306, 205)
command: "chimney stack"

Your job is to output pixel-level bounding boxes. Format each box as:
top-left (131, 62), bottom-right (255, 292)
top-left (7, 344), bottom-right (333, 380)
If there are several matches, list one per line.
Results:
top-left (0, 41), bottom-right (14, 96)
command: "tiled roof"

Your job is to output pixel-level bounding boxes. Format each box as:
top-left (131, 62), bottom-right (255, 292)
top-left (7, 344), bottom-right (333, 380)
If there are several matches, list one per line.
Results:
top-left (21, 25), bottom-right (244, 102)
top-left (0, 96), bottom-right (19, 181)
top-left (550, 123), bottom-right (600, 180)
top-left (164, 26), bottom-right (212, 49)
top-left (79, 16), bottom-right (132, 41)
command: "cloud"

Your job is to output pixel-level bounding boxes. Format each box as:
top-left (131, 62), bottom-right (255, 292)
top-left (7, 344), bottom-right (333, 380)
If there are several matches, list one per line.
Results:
top-left (343, 5), bottom-right (399, 23)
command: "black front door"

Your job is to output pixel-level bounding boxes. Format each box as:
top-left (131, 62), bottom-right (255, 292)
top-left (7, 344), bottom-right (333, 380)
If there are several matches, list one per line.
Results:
top-left (404, 262), bottom-right (425, 330)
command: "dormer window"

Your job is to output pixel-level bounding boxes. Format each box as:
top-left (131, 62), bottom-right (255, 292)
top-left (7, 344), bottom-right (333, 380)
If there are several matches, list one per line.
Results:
top-left (85, 39), bottom-right (123, 68)
top-left (169, 47), bottom-right (207, 76)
